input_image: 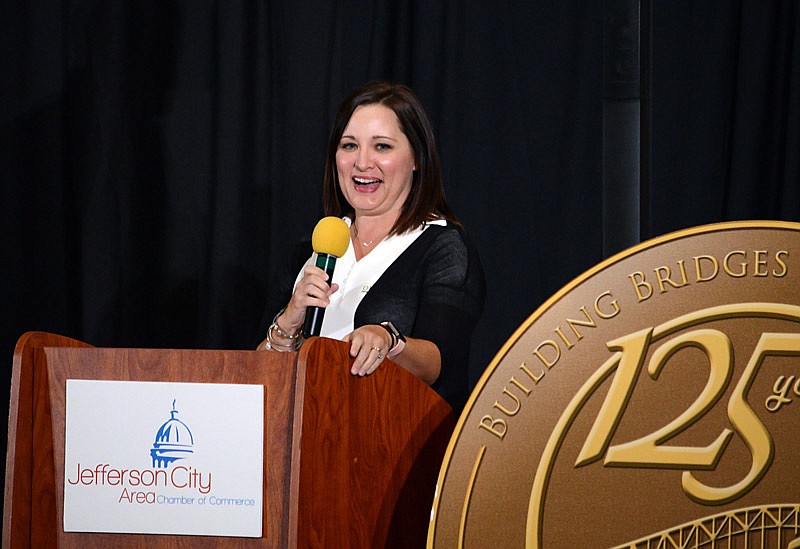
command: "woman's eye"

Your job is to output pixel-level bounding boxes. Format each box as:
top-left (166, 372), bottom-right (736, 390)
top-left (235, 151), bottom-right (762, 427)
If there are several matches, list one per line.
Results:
top-left (340, 142), bottom-right (356, 151)
top-left (375, 143), bottom-right (392, 151)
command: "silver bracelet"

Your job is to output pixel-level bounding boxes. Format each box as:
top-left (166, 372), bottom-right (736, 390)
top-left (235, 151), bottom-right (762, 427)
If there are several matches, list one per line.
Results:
top-left (274, 319), bottom-right (302, 340)
top-left (266, 322), bottom-right (304, 352)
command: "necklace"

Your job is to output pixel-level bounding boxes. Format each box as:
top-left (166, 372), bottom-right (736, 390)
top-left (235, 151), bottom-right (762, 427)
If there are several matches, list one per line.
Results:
top-left (353, 223), bottom-right (384, 248)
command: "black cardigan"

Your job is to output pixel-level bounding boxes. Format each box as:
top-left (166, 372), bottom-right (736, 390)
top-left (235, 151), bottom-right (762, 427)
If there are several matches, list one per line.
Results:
top-left (259, 224), bottom-right (485, 412)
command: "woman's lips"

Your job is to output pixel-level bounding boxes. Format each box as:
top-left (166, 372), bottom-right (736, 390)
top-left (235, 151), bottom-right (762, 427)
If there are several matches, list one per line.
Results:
top-left (353, 176), bottom-right (382, 192)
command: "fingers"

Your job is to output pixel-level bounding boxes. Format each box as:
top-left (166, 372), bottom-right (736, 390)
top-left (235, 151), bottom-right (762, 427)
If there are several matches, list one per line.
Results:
top-left (345, 326), bottom-right (392, 377)
top-left (350, 344), bottom-right (385, 377)
top-left (287, 266), bottom-right (337, 313)
top-left (350, 346), bottom-right (386, 377)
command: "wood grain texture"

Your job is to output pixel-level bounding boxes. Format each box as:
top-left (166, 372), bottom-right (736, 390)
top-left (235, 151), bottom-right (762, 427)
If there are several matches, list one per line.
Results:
top-left (3, 334), bottom-right (456, 548)
top-left (295, 338), bottom-right (456, 548)
top-left (45, 347), bottom-right (297, 549)
top-left (4, 332), bottom-right (91, 549)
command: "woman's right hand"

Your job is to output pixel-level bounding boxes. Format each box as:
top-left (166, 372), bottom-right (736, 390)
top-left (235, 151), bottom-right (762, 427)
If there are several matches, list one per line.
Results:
top-left (279, 264), bottom-right (339, 334)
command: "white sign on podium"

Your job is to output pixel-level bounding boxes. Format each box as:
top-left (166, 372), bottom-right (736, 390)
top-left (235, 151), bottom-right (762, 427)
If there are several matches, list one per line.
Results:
top-left (63, 379), bottom-right (264, 537)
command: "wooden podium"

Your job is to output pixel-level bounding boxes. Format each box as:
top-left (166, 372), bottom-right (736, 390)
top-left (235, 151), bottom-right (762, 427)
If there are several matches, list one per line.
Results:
top-left (3, 332), bottom-right (456, 548)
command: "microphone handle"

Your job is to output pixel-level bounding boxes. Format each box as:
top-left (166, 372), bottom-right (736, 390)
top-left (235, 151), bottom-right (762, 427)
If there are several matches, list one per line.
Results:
top-left (303, 253), bottom-right (338, 337)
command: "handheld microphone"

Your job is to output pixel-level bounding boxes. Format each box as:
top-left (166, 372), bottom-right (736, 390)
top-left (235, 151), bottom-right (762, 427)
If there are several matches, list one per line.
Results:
top-left (303, 216), bottom-right (351, 337)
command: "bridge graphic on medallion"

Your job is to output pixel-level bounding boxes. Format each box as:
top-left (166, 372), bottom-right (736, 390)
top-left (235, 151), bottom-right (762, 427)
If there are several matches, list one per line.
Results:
top-left (612, 504), bottom-right (800, 549)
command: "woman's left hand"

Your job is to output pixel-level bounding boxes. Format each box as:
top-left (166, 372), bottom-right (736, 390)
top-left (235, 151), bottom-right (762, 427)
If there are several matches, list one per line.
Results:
top-left (343, 325), bottom-right (393, 377)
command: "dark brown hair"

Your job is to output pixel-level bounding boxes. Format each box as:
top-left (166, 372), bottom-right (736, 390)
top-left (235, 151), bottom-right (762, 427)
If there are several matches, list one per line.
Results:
top-left (322, 81), bottom-right (460, 235)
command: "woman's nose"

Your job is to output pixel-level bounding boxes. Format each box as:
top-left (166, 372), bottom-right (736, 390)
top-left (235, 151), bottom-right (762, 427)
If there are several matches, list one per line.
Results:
top-left (355, 148), bottom-right (372, 170)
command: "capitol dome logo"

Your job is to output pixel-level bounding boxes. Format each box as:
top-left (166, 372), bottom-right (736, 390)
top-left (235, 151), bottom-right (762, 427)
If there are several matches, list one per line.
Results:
top-left (150, 400), bottom-right (195, 468)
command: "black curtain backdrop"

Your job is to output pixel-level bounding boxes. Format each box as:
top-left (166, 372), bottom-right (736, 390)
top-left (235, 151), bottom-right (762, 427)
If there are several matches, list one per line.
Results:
top-left (2, 1), bottom-right (798, 492)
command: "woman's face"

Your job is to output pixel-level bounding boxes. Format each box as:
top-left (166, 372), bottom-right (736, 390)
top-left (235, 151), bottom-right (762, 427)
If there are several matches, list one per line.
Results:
top-left (336, 104), bottom-right (416, 219)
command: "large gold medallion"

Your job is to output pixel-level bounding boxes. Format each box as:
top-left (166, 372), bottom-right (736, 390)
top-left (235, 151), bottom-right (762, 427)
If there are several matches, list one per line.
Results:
top-left (428, 221), bottom-right (800, 548)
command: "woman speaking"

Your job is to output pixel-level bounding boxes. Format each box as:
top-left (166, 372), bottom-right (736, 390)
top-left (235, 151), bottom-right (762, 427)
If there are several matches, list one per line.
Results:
top-left (258, 81), bottom-right (484, 410)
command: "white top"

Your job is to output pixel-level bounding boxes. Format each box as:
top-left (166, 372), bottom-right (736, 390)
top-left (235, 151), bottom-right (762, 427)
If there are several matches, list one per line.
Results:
top-left (294, 218), bottom-right (447, 340)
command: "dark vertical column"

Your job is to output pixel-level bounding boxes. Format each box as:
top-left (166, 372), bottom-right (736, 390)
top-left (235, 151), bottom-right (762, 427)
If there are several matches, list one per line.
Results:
top-left (602, 0), bottom-right (651, 256)
top-left (639, 0), bottom-right (652, 240)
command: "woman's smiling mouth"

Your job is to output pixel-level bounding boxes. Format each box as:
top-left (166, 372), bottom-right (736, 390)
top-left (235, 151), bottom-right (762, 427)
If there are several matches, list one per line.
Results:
top-left (353, 176), bottom-right (382, 191)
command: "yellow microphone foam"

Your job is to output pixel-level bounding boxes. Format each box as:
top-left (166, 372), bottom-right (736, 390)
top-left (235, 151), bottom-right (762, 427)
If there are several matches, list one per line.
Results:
top-left (311, 216), bottom-right (351, 257)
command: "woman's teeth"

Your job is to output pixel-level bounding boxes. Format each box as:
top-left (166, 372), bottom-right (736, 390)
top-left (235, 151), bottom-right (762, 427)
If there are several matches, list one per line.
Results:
top-left (354, 177), bottom-right (381, 185)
